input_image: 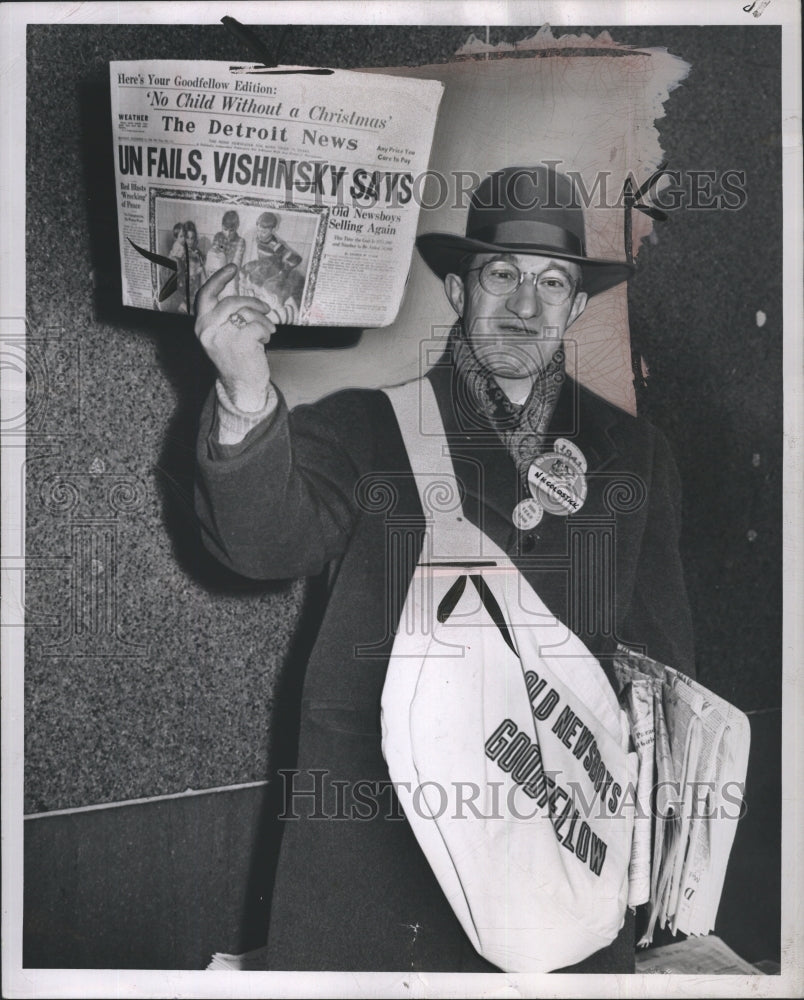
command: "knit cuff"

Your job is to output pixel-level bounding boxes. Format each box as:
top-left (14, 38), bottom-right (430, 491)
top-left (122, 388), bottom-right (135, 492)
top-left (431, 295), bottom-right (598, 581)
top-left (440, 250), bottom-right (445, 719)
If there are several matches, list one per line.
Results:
top-left (215, 380), bottom-right (278, 445)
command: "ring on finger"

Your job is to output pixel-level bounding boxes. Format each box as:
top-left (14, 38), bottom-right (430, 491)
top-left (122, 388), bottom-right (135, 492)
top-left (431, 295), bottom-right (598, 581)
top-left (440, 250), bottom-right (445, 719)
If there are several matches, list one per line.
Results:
top-left (228, 312), bottom-right (248, 329)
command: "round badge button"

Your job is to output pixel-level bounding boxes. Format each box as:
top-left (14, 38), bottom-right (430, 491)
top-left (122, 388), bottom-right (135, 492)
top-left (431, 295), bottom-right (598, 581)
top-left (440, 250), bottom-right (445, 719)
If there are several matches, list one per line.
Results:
top-left (527, 452), bottom-right (588, 516)
top-left (553, 437), bottom-right (588, 474)
top-left (512, 497), bottom-right (544, 531)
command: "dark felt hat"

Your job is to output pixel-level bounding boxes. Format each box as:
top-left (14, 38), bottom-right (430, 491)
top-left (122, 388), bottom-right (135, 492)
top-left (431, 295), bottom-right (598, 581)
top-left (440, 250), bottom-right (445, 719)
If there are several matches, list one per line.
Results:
top-left (416, 165), bottom-right (634, 297)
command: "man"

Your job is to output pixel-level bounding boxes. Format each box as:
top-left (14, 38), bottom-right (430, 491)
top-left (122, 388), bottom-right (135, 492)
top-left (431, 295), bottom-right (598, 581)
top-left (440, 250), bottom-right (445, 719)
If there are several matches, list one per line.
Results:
top-left (240, 211), bottom-right (304, 316)
top-left (222, 209), bottom-right (246, 268)
top-left (252, 211), bottom-right (303, 274)
top-left (193, 165), bottom-right (694, 972)
top-left (216, 210), bottom-right (246, 297)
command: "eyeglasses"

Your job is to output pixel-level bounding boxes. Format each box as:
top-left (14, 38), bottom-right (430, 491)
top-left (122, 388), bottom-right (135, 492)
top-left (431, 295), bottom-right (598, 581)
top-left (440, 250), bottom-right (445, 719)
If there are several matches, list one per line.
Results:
top-left (465, 260), bottom-right (578, 305)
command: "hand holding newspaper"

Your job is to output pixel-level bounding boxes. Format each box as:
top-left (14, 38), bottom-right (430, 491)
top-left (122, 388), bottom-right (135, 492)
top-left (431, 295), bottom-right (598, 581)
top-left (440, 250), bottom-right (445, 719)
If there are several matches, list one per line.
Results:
top-left (110, 61), bottom-right (443, 323)
top-left (613, 648), bottom-right (750, 944)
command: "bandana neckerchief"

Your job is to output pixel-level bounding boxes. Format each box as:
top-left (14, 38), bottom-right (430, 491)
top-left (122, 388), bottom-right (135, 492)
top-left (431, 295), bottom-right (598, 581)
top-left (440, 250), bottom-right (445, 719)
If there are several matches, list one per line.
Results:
top-left (448, 323), bottom-right (565, 484)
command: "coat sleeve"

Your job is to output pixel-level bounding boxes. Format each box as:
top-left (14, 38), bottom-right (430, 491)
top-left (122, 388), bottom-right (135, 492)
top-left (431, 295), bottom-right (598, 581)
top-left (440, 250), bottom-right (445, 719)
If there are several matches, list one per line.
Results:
top-left (618, 427), bottom-right (696, 678)
top-left (194, 385), bottom-right (376, 580)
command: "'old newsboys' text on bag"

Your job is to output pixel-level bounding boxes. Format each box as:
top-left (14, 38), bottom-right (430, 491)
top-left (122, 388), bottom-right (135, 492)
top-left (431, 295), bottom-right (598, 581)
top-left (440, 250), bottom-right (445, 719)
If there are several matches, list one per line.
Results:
top-left (381, 378), bottom-right (638, 973)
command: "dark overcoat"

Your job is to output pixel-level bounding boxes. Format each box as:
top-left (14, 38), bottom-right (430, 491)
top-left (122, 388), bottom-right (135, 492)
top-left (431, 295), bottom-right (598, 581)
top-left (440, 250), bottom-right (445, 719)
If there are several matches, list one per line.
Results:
top-left (195, 354), bottom-right (695, 972)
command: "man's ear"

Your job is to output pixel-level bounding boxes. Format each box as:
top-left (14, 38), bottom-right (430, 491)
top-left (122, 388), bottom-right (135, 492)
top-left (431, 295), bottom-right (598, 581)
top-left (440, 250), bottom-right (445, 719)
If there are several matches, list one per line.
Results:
top-left (444, 273), bottom-right (465, 317)
top-left (566, 290), bottom-right (588, 330)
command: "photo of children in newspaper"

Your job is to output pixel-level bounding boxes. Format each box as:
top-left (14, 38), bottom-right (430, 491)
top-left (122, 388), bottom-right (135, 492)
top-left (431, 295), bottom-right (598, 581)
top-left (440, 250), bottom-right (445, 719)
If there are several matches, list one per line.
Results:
top-left (154, 197), bottom-right (321, 318)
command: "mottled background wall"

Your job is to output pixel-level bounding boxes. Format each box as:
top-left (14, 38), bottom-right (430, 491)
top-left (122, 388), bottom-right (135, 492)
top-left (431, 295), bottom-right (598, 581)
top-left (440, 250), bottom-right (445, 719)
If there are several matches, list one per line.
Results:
top-left (22, 24), bottom-right (781, 970)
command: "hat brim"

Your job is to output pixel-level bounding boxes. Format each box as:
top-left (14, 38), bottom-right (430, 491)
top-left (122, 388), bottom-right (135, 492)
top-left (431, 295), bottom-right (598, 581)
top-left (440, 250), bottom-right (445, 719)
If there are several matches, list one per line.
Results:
top-left (416, 233), bottom-right (634, 298)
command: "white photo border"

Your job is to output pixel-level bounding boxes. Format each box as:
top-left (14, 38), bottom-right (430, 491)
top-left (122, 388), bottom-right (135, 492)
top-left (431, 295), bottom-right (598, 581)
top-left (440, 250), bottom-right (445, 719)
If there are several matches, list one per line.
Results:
top-left (2, 3), bottom-right (801, 998)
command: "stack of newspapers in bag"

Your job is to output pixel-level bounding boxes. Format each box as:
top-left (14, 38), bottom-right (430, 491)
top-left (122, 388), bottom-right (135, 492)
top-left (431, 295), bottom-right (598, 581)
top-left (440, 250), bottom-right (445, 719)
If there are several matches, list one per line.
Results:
top-left (612, 647), bottom-right (751, 945)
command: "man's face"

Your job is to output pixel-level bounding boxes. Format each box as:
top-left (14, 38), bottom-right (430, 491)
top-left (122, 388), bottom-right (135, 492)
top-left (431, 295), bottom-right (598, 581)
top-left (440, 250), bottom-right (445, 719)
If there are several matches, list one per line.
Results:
top-left (257, 223), bottom-right (275, 242)
top-left (445, 252), bottom-right (588, 380)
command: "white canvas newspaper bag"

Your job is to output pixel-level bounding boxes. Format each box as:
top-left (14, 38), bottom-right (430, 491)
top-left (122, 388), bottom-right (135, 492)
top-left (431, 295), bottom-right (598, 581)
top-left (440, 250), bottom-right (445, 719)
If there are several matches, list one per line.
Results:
top-left (381, 378), bottom-right (638, 973)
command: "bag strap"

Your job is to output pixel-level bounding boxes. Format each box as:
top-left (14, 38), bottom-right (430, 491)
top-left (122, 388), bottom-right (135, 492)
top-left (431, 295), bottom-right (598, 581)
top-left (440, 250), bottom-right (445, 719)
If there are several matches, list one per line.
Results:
top-left (384, 378), bottom-right (498, 565)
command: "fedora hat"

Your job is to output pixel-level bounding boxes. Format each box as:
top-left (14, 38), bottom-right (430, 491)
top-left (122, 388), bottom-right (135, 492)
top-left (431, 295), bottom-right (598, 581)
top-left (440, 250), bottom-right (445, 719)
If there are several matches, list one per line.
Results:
top-left (416, 165), bottom-right (634, 297)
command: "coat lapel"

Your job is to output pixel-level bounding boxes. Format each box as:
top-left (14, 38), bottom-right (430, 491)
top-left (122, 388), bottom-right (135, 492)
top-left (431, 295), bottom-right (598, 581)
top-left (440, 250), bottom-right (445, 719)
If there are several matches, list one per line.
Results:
top-left (542, 373), bottom-right (622, 475)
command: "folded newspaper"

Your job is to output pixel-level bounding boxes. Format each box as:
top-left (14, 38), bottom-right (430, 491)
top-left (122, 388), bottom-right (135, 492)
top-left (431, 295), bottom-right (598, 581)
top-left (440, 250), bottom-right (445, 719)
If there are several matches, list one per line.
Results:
top-left (613, 647), bottom-right (750, 944)
top-left (110, 61), bottom-right (443, 324)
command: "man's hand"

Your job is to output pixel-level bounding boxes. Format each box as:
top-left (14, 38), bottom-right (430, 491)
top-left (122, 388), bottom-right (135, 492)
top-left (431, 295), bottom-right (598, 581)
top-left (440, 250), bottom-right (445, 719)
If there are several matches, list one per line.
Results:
top-left (195, 264), bottom-right (293, 411)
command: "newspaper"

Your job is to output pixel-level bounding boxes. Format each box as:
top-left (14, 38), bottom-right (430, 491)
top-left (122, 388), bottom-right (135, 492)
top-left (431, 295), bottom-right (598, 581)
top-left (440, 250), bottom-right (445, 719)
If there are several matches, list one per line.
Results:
top-left (109, 61), bottom-right (443, 323)
top-left (613, 669), bottom-right (656, 907)
top-left (634, 934), bottom-right (762, 975)
top-left (668, 675), bottom-right (750, 935)
top-left (613, 648), bottom-right (750, 943)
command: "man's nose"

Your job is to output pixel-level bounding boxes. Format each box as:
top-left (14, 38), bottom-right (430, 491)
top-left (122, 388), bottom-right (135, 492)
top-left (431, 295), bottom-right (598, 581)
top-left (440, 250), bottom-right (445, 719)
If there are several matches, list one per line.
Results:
top-left (505, 276), bottom-right (543, 319)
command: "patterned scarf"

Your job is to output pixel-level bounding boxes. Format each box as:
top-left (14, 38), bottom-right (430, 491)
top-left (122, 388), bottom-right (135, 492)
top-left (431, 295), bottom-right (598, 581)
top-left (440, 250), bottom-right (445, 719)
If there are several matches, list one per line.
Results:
top-left (448, 323), bottom-right (565, 484)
